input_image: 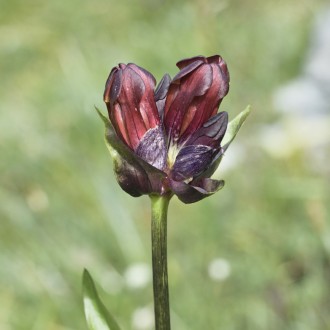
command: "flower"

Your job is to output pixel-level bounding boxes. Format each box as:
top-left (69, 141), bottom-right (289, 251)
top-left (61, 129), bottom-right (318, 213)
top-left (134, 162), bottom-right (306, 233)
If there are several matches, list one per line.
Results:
top-left (101, 55), bottom-right (249, 203)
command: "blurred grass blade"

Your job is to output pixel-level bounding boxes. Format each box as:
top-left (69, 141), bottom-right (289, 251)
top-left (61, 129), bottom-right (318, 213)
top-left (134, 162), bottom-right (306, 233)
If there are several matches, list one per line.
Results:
top-left (222, 105), bottom-right (251, 150)
top-left (82, 269), bottom-right (121, 330)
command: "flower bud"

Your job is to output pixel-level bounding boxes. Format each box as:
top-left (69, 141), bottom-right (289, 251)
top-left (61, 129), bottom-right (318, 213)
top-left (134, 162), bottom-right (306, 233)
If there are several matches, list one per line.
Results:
top-left (104, 63), bottom-right (166, 170)
top-left (100, 55), bottom-right (249, 203)
top-left (164, 55), bottom-right (229, 147)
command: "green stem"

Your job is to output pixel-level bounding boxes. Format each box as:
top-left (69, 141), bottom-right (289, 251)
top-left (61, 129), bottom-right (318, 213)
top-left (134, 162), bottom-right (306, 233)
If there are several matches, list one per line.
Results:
top-left (150, 194), bottom-right (172, 330)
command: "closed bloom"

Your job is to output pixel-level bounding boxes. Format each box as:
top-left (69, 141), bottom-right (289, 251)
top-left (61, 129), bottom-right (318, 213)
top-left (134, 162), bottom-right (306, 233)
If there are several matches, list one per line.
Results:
top-left (101, 55), bottom-right (248, 203)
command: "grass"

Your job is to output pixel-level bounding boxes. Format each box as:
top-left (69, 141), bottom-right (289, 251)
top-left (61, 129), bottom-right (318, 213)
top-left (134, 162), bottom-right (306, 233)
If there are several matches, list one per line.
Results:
top-left (1, 0), bottom-right (329, 329)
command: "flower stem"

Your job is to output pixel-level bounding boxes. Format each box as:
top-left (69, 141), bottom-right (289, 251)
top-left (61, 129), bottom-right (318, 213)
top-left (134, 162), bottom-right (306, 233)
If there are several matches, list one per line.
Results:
top-left (150, 194), bottom-right (172, 330)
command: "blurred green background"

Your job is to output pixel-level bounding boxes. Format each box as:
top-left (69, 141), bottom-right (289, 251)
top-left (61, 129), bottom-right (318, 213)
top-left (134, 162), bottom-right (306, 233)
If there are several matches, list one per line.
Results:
top-left (1, 0), bottom-right (329, 329)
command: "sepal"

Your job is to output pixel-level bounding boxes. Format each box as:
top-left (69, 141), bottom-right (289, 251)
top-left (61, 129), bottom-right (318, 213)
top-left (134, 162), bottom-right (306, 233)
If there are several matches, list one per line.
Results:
top-left (221, 105), bottom-right (251, 150)
top-left (96, 107), bottom-right (166, 197)
top-left (170, 178), bottom-right (225, 204)
top-left (197, 106), bottom-right (251, 178)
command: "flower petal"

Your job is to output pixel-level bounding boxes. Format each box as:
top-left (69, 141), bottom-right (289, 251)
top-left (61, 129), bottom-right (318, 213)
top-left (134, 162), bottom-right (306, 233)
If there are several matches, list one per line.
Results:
top-left (170, 178), bottom-right (225, 204)
top-left (136, 126), bottom-right (167, 170)
top-left (171, 145), bottom-right (217, 181)
top-left (164, 55), bottom-right (230, 146)
top-left (176, 55), bottom-right (207, 69)
top-left (196, 149), bottom-right (224, 179)
top-left (171, 59), bottom-right (205, 83)
top-left (154, 73), bottom-right (171, 118)
top-left (104, 63), bottom-right (160, 151)
top-left (164, 64), bottom-right (213, 143)
top-left (184, 112), bottom-right (228, 148)
top-left (104, 67), bottom-right (122, 107)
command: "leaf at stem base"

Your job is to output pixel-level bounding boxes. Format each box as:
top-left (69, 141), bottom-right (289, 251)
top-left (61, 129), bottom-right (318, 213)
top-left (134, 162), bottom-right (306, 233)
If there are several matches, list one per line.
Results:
top-left (82, 269), bottom-right (121, 330)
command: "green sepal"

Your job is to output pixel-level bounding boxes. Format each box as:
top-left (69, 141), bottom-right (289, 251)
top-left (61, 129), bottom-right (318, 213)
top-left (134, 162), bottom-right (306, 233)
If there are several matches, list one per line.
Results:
top-left (222, 105), bottom-right (251, 150)
top-left (95, 107), bottom-right (166, 197)
top-left (197, 106), bottom-right (251, 180)
top-left (82, 269), bottom-right (121, 330)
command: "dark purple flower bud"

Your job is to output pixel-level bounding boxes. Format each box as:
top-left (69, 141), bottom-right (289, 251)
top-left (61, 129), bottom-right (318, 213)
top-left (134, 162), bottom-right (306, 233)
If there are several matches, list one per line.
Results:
top-left (164, 56), bottom-right (229, 184)
top-left (101, 55), bottom-right (249, 203)
top-left (104, 63), bottom-right (167, 170)
top-left (163, 55), bottom-right (229, 146)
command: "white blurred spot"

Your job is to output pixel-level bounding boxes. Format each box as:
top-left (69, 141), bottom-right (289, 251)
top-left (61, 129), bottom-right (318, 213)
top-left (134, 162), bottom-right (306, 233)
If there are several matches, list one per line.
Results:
top-left (208, 258), bottom-right (231, 281)
top-left (36, 267), bottom-right (68, 295)
top-left (258, 116), bottom-right (330, 158)
top-left (26, 187), bottom-right (49, 212)
top-left (269, 5), bottom-right (330, 167)
top-left (132, 306), bottom-right (154, 330)
top-left (273, 77), bottom-right (328, 115)
top-left (100, 269), bottom-right (124, 295)
top-left (124, 263), bottom-right (151, 289)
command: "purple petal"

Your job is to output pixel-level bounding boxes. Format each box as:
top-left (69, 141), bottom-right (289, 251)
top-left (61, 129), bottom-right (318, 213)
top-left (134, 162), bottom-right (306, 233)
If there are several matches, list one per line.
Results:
top-left (171, 145), bottom-right (217, 181)
top-left (170, 178), bottom-right (225, 204)
top-left (136, 125), bottom-right (167, 170)
top-left (196, 148), bottom-right (224, 179)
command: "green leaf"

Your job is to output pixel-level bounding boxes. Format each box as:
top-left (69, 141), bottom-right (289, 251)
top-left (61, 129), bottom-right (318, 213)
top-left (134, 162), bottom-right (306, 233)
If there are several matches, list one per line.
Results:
top-left (222, 105), bottom-right (251, 150)
top-left (82, 269), bottom-right (121, 330)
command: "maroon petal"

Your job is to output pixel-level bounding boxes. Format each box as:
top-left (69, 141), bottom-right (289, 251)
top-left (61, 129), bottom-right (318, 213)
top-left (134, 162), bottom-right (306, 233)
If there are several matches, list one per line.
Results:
top-left (104, 66), bottom-right (123, 107)
top-left (104, 63), bottom-right (161, 152)
top-left (115, 67), bottom-right (147, 149)
top-left (128, 63), bottom-right (157, 87)
top-left (154, 73), bottom-right (171, 118)
top-left (164, 55), bottom-right (230, 146)
top-left (176, 56), bottom-right (207, 69)
top-left (164, 64), bottom-right (213, 143)
top-left (171, 59), bottom-right (205, 83)
top-left (177, 64), bottom-right (228, 142)
top-left (184, 112), bottom-right (228, 148)
top-left (125, 64), bottom-right (160, 139)
top-left (170, 178), bottom-right (225, 204)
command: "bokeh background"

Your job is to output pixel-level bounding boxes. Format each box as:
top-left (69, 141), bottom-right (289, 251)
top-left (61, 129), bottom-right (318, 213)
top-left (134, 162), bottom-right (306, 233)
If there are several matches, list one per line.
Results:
top-left (1, 0), bottom-right (329, 329)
